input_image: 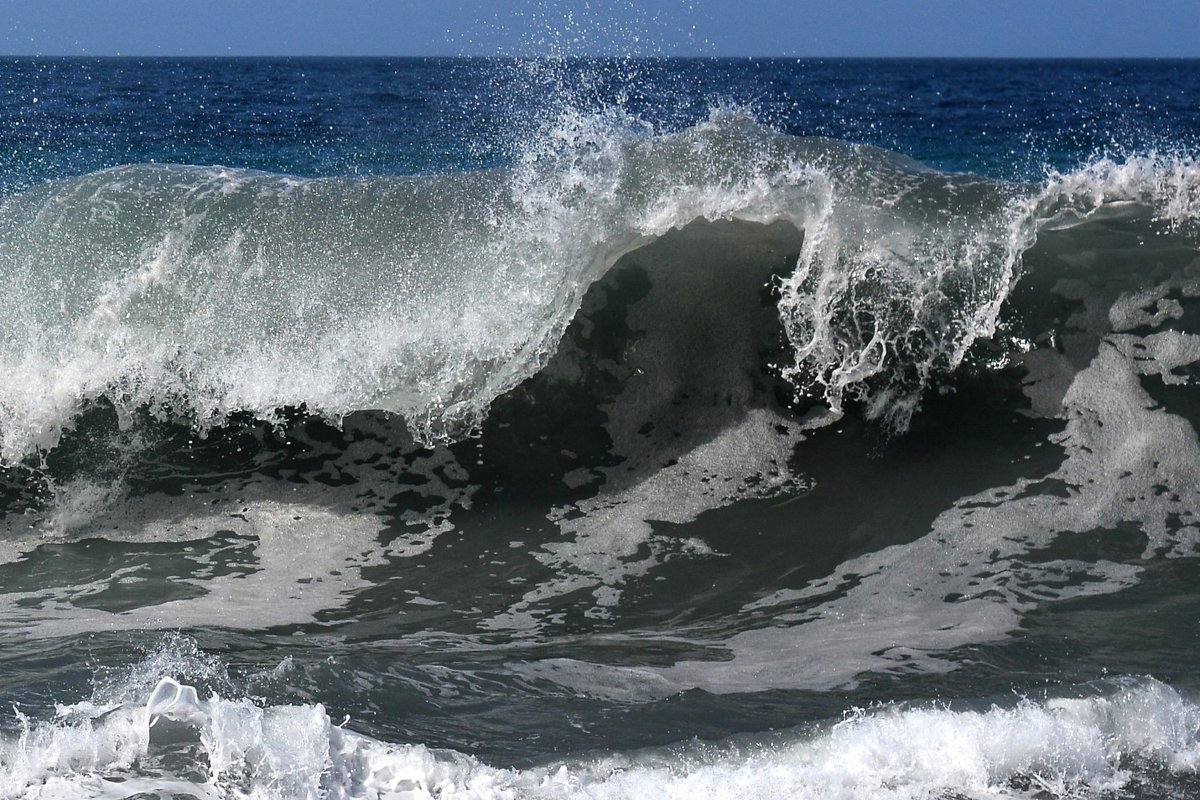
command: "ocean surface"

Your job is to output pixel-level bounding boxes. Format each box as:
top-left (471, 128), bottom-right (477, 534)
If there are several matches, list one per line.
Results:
top-left (1, 56), bottom-right (1200, 799)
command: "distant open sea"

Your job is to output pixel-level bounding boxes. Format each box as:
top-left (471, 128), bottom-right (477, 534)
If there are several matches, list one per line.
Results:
top-left (2, 57), bottom-right (1200, 799)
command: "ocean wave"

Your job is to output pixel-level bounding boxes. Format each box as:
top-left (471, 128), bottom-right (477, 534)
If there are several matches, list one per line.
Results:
top-left (0, 111), bottom-right (1197, 464)
top-left (4, 664), bottom-right (1199, 800)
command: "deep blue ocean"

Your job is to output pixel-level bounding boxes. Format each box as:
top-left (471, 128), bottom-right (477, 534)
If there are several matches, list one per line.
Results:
top-left (1, 57), bottom-right (1200, 799)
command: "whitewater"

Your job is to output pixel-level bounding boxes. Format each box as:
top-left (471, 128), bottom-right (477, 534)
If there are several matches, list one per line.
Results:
top-left (2, 56), bottom-right (1200, 799)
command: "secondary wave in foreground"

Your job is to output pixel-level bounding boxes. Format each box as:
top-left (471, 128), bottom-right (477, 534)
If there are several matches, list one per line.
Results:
top-left (3, 645), bottom-right (1199, 800)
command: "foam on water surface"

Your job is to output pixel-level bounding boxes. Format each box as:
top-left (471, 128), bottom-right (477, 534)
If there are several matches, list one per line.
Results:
top-left (5, 667), bottom-right (1200, 800)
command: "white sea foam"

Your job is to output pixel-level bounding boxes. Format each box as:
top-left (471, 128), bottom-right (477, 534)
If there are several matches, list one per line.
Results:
top-left (0, 499), bottom-right (391, 639)
top-left (1034, 153), bottom-right (1200, 232)
top-left (3, 672), bottom-right (1198, 799)
top-left (0, 409), bottom-right (480, 640)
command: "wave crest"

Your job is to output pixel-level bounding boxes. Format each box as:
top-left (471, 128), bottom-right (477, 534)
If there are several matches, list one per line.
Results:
top-left (6, 668), bottom-right (1199, 800)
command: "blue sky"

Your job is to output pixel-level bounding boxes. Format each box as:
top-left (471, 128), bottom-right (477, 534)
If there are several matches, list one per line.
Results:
top-left (1, 0), bottom-right (1197, 57)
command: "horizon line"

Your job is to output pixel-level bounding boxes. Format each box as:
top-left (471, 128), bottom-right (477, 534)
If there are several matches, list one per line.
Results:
top-left (0, 53), bottom-right (1195, 60)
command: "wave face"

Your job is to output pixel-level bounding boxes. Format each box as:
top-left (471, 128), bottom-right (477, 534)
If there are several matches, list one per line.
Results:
top-left (5, 57), bottom-right (1200, 800)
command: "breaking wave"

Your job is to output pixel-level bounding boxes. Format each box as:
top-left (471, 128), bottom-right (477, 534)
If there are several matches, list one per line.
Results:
top-left (0, 109), bottom-right (1198, 464)
top-left (4, 647), bottom-right (1199, 800)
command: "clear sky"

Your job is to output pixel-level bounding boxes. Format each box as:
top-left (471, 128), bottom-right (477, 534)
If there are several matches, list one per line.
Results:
top-left (1, 0), bottom-right (1197, 58)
